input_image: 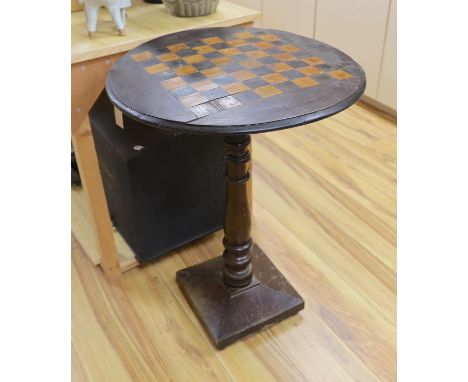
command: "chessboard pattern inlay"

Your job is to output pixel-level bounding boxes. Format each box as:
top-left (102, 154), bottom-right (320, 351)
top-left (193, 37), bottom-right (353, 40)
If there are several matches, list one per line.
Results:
top-left (129, 30), bottom-right (354, 118)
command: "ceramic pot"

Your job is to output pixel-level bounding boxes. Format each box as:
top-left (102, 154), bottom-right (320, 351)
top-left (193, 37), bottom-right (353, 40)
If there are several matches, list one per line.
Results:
top-left (162, 0), bottom-right (220, 17)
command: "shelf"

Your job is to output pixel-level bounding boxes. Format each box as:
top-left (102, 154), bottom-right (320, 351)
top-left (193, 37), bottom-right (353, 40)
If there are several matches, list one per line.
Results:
top-left (72, 1), bottom-right (260, 63)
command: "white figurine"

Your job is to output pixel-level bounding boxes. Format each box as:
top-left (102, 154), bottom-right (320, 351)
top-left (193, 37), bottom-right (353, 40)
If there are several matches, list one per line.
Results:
top-left (80, 0), bottom-right (132, 37)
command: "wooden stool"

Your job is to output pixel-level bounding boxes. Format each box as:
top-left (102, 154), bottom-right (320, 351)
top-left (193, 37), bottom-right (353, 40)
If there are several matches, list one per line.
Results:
top-left (106, 27), bottom-right (366, 349)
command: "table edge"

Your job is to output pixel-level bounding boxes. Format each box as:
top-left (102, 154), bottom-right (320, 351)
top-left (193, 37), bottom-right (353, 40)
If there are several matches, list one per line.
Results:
top-left (106, 76), bottom-right (366, 135)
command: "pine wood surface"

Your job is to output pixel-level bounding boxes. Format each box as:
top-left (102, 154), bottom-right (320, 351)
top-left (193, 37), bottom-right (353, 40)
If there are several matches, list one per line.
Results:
top-left (72, 116), bottom-right (121, 281)
top-left (71, 1), bottom-right (260, 64)
top-left (72, 101), bottom-right (396, 381)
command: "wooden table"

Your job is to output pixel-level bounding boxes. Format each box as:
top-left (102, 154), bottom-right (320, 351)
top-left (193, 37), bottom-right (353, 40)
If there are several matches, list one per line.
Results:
top-left (105, 27), bottom-right (366, 348)
top-left (71, 1), bottom-right (259, 280)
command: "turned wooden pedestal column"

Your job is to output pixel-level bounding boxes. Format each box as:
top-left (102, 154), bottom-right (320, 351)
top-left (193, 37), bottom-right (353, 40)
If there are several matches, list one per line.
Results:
top-left (222, 135), bottom-right (253, 288)
top-left (105, 27), bottom-right (366, 349)
top-left (176, 135), bottom-right (304, 349)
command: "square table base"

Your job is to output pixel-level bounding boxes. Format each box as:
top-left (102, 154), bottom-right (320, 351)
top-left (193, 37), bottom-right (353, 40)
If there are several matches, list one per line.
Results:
top-left (176, 242), bottom-right (305, 349)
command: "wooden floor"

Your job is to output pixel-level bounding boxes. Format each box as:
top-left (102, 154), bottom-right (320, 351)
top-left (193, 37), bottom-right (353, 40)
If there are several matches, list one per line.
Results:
top-left (72, 102), bottom-right (396, 382)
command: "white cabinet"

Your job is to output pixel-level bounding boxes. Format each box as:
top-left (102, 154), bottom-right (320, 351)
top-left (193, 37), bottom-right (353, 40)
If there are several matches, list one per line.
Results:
top-left (227, 0), bottom-right (316, 37)
top-left (377, 0), bottom-right (396, 110)
top-left (314, 0), bottom-right (390, 99)
top-left (226, 0), bottom-right (396, 111)
top-left (227, 0), bottom-right (263, 26)
top-left (262, 0), bottom-right (315, 38)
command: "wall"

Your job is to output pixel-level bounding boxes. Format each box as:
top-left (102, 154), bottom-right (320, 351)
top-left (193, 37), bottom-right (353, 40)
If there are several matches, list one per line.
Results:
top-left (228, 0), bottom-right (397, 111)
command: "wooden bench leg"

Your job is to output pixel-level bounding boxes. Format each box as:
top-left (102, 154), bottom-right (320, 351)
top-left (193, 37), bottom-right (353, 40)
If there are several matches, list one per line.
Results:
top-left (72, 115), bottom-right (121, 281)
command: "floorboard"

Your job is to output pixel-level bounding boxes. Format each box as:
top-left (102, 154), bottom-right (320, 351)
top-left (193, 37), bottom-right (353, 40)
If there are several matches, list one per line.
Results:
top-left (72, 102), bottom-right (397, 382)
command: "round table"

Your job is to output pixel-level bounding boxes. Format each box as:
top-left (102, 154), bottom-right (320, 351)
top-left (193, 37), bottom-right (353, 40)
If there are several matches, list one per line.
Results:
top-left (106, 27), bottom-right (366, 349)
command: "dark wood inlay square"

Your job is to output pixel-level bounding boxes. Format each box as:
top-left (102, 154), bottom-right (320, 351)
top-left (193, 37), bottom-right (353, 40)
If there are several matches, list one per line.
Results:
top-left (194, 45), bottom-right (217, 54)
top-left (247, 50), bottom-right (269, 59)
top-left (183, 54), bottom-right (207, 64)
top-left (254, 85), bottom-right (283, 98)
top-left (202, 36), bottom-right (224, 45)
top-left (329, 69), bottom-right (353, 80)
top-left (254, 41), bottom-right (273, 49)
top-left (211, 56), bottom-right (232, 65)
top-left (157, 52), bottom-right (180, 62)
top-left (240, 59), bottom-right (263, 69)
top-left (281, 44), bottom-right (300, 53)
top-left (274, 53), bottom-right (296, 61)
top-left (175, 65), bottom-right (198, 76)
top-left (180, 93), bottom-right (209, 108)
top-left (292, 76), bottom-right (319, 88)
top-left (145, 63), bottom-right (169, 74)
top-left (219, 47), bottom-right (242, 56)
top-left (222, 82), bottom-right (250, 95)
top-left (270, 62), bottom-right (293, 72)
top-left (131, 50), bottom-right (153, 62)
top-left (298, 65), bottom-right (322, 76)
top-left (232, 70), bottom-right (257, 81)
top-left (226, 39), bottom-right (248, 47)
top-left (191, 79), bottom-right (219, 92)
top-left (167, 43), bottom-right (190, 52)
top-left (161, 77), bottom-right (187, 90)
top-left (261, 73), bottom-right (288, 84)
top-left (201, 67), bottom-right (227, 79)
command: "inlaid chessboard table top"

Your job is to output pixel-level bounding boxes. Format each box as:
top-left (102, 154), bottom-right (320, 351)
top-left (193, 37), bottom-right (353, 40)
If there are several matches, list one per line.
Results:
top-left (106, 27), bottom-right (366, 134)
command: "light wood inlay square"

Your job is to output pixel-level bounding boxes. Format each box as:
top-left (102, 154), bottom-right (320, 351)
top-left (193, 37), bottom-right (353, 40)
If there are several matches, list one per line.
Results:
top-left (271, 62), bottom-right (293, 72)
top-left (274, 53), bottom-right (295, 61)
top-left (254, 41), bottom-right (273, 49)
top-left (194, 45), bottom-right (216, 54)
top-left (247, 51), bottom-right (269, 59)
top-left (184, 54), bottom-right (207, 64)
top-left (157, 52), bottom-right (179, 62)
top-left (180, 93), bottom-right (209, 108)
top-left (254, 85), bottom-right (283, 98)
top-left (175, 65), bottom-right (197, 76)
top-left (162, 77), bottom-right (187, 90)
top-left (201, 67), bottom-right (226, 78)
top-left (227, 39), bottom-right (248, 47)
top-left (191, 79), bottom-right (219, 92)
top-left (329, 70), bottom-right (353, 80)
top-left (235, 31), bottom-right (255, 39)
top-left (211, 56), bottom-right (232, 65)
top-left (219, 48), bottom-right (242, 56)
top-left (298, 66), bottom-right (321, 76)
top-left (240, 59), bottom-right (263, 69)
top-left (292, 77), bottom-right (319, 88)
top-left (232, 70), bottom-right (257, 81)
top-left (281, 45), bottom-right (300, 53)
top-left (222, 82), bottom-right (250, 94)
top-left (167, 43), bottom-right (190, 52)
top-left (304, 56), bottom-right (324, 65)
top-left (260, 34), bottom-right (280, 41)
top-left (145, 63), bottom-right (169, 74)
top-left (131, 51), bottom-right (152, 62)
top-left (202, 36), bottom-right (224, 45)
top-left (261, 73), bottom-right (288, 84)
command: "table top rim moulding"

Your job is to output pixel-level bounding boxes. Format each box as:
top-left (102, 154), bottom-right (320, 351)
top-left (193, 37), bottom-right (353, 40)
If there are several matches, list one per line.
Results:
top-left (106, 83), bottom-right (365, 135)
top-left (71, 1), bottom-right (260, 64)
top-left (106, 27), bottom-right (366, 135)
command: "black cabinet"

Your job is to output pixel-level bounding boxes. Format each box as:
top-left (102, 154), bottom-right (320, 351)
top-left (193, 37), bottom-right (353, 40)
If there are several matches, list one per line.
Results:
top-left (89, 91), bottom-right (225, 263)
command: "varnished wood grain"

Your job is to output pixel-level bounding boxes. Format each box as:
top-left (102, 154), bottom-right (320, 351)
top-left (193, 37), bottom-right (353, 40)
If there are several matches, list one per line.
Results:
top-left (106, 27), bottom-right (366, 134)
top-left (72, 101), bottom-right (396, 381)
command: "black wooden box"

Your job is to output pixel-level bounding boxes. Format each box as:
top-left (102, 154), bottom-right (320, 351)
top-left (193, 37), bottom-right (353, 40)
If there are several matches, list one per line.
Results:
top-left (89, 91), bottom-right (225, 263)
